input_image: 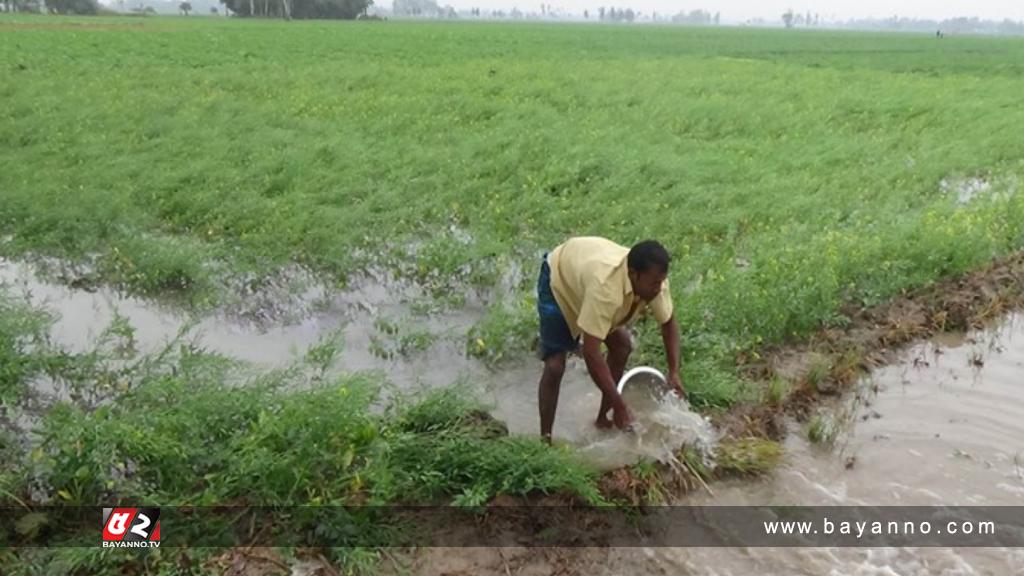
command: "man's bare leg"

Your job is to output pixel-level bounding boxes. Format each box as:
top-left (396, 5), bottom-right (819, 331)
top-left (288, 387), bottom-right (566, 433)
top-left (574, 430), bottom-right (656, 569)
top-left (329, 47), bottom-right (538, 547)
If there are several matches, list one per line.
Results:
top-left (539, 352), bottom-right (567, 444)
top-left (596, 328), bottom-right (632, 428)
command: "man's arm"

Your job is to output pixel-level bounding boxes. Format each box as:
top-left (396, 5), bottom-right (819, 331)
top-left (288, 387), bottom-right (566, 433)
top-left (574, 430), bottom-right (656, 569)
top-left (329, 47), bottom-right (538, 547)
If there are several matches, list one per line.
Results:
top-left (582, 333), bottom-right (631, 428)
top-left (660, 315), bottom-right (685, 397)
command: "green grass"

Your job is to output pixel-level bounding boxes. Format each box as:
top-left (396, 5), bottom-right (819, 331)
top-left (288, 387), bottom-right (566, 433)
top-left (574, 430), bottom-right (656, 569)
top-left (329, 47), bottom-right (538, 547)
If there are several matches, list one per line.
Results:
top-left (0, 291), bottom-right (54, 405)
top-left (3, 19), bottom-right (1024, 571)
top-left (5, 15), bottom-right (1024, 404)
top-left (714, 437), bottom-right (784, 476)
top-left (0, 311), bottom-right (600, 572)
top-left (805, 354), bottom-right (833, 393)
top-left (16, 354), bottom-right (599, 508)
top-left (0, 281), bottom-right (600, 574)
top-left (806, 411), bottom-right (840, 445)
top-left (763, 376), bottom-right (790, 406)
top-left (466, 295), bottom-right (535, 363)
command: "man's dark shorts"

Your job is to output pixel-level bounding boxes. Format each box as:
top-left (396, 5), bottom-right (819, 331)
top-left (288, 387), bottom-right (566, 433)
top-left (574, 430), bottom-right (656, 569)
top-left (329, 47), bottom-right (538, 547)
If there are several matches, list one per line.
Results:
top-left (537, 254), bottom-right (579, 360)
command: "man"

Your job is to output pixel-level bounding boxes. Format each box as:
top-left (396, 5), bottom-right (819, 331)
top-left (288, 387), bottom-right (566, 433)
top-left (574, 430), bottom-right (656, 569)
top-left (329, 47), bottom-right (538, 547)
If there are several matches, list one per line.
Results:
top-left (536, 236), bottom-right (684, 443)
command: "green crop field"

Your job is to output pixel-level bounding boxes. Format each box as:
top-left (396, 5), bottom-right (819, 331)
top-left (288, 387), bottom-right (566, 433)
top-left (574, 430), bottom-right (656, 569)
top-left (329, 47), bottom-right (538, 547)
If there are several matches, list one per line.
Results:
top-left (2, 14), bottom-right (1024, 572)
top-left (4, 16), bottom-right (1023, 382)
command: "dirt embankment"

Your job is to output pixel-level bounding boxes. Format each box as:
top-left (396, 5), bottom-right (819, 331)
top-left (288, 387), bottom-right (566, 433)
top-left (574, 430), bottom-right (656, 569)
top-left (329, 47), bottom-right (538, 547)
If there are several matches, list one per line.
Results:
top-left (392, 251), bottom-right (1024, 576)
top-left (730, 250), bottom-right (1024, 438)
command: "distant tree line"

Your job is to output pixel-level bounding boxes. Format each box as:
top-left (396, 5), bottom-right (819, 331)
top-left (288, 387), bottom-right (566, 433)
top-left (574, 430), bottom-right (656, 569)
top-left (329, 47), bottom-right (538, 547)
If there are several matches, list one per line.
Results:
top-left (840, 16), bottom-right (1024, 35)
top-left (671, 9), bottom-right (719, 25)
top-left (1, 0), bottom-right (43, 11)
top-left (780, 11), bottom-right (1024, 35)
top-left (218, 0), bottom-right (371, 18)
top-left (781, 10), bottom-right (820, 28)
top-left (1, 0), bottom-right (98, 13)
top-left (597, 6), bottom-right (636, 22)
top-left (392, 0), bottom-right (456, 18)
top-left (0, 0), bottom-right (368, 16)
top-left (593, 6), bottom-right (720, 24)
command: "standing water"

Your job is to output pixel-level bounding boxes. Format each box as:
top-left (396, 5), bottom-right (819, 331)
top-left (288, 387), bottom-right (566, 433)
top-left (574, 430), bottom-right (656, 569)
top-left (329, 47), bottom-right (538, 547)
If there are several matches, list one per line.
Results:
top-left (8, 257), bottom-right (1020, 574)
top-left (410, 314), bottom-right (1024, 576)
top-left (637, 313), bottom-right (1024, 575)
top-left (0, 258), bottom-right (714, 468)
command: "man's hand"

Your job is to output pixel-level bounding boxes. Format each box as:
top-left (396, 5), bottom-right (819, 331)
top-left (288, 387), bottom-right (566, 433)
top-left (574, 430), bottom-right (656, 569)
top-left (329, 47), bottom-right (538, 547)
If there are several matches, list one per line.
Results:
top-left (667, 371), bottom-right (686, 399)
top-left (612, 401), bottom-right (633, 430)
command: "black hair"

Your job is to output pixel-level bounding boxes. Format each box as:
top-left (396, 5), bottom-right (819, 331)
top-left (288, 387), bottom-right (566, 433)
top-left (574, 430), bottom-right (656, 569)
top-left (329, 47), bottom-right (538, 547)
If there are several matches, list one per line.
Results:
top-left (627, 240), bottom-right (671, 274)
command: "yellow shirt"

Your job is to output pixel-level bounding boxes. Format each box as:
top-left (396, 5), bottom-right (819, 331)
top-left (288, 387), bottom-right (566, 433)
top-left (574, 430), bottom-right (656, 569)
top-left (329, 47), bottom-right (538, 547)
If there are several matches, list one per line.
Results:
top-left (547, 237), bottom-right (674, 339)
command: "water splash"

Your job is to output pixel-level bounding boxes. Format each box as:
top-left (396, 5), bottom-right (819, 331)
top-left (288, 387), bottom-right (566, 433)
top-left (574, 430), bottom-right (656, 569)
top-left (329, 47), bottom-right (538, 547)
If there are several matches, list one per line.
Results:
top-left (576, 375), bottom-right (718, 471)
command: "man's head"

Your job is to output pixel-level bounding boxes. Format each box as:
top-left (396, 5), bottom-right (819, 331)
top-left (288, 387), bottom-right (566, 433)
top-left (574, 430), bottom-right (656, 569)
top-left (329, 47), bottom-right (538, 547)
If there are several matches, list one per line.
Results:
top-left (627, 240), bottom-right (670, 301)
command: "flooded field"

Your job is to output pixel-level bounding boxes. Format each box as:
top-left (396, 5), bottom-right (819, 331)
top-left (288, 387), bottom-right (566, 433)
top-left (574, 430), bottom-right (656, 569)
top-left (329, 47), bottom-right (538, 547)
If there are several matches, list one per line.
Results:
top-left (5, 15), bottom-right (1024, 575)
top-left (1, 257), bottom-right (716, 471)
top-left (408, 313), bottom-right (1024, 575)
top-left (5, 253), bottom-right (1023, 575)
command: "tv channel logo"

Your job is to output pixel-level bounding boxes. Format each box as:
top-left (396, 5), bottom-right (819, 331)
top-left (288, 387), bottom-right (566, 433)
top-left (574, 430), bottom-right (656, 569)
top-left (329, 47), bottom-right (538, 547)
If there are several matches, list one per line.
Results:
top-left (101, 507), bottom-right (161, 548)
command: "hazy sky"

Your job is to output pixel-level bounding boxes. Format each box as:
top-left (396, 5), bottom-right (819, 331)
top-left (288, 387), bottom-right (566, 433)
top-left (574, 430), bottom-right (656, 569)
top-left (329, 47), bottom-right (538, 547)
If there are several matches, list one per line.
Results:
top-left (386, 0), bottom-right (1024, 22)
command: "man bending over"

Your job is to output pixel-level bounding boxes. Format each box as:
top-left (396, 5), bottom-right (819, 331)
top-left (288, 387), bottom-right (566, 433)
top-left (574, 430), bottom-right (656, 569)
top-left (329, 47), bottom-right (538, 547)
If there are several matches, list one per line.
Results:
top-left (535, 236), bottom-right (684, 443)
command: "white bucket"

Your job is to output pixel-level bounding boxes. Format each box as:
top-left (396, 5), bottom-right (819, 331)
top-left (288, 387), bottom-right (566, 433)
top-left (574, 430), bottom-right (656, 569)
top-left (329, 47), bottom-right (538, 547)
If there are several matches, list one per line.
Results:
top-left (616, 365), bottom-right (667, 394)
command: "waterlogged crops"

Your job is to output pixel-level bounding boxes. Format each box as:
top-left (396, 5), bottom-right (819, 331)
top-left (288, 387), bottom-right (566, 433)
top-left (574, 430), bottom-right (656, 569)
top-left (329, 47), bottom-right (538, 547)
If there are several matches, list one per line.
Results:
top-left (3, 17), bottom-right (1024, 574)
top-left (3, 15), bottom-right (1024, 400)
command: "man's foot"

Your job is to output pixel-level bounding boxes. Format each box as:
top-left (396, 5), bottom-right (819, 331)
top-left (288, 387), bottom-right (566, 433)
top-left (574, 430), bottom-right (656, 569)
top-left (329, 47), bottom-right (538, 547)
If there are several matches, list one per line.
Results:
top-left (595, 415), bottom-right (614, 429)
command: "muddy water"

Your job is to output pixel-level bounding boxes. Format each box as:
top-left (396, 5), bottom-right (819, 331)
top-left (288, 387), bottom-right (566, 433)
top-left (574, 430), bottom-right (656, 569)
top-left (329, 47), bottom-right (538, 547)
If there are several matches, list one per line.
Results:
top-left (0, 258), bottom-right (481, 386)
top-left (0, 258), bottom-right (712, 469)
top-left (489, 363), bottom-right (716, 468)
top-left (410, 315), bottom-right (1024, 576)
top-left (575, 382), bottom-right (716, 470)
top-left (6, 257), bottom-right (1024, 573)
top-left (642, 313), bottom-right (1024, 575)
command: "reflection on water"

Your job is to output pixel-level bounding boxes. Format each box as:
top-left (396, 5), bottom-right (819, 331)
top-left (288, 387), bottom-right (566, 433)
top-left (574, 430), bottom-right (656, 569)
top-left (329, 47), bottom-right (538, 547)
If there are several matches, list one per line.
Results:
top-left (1, 258), bottom-right (714, 469)
top-left (6, 257), bottom-right (1024, 574)
top-left (649, 313), bottom-right (1024, 575)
